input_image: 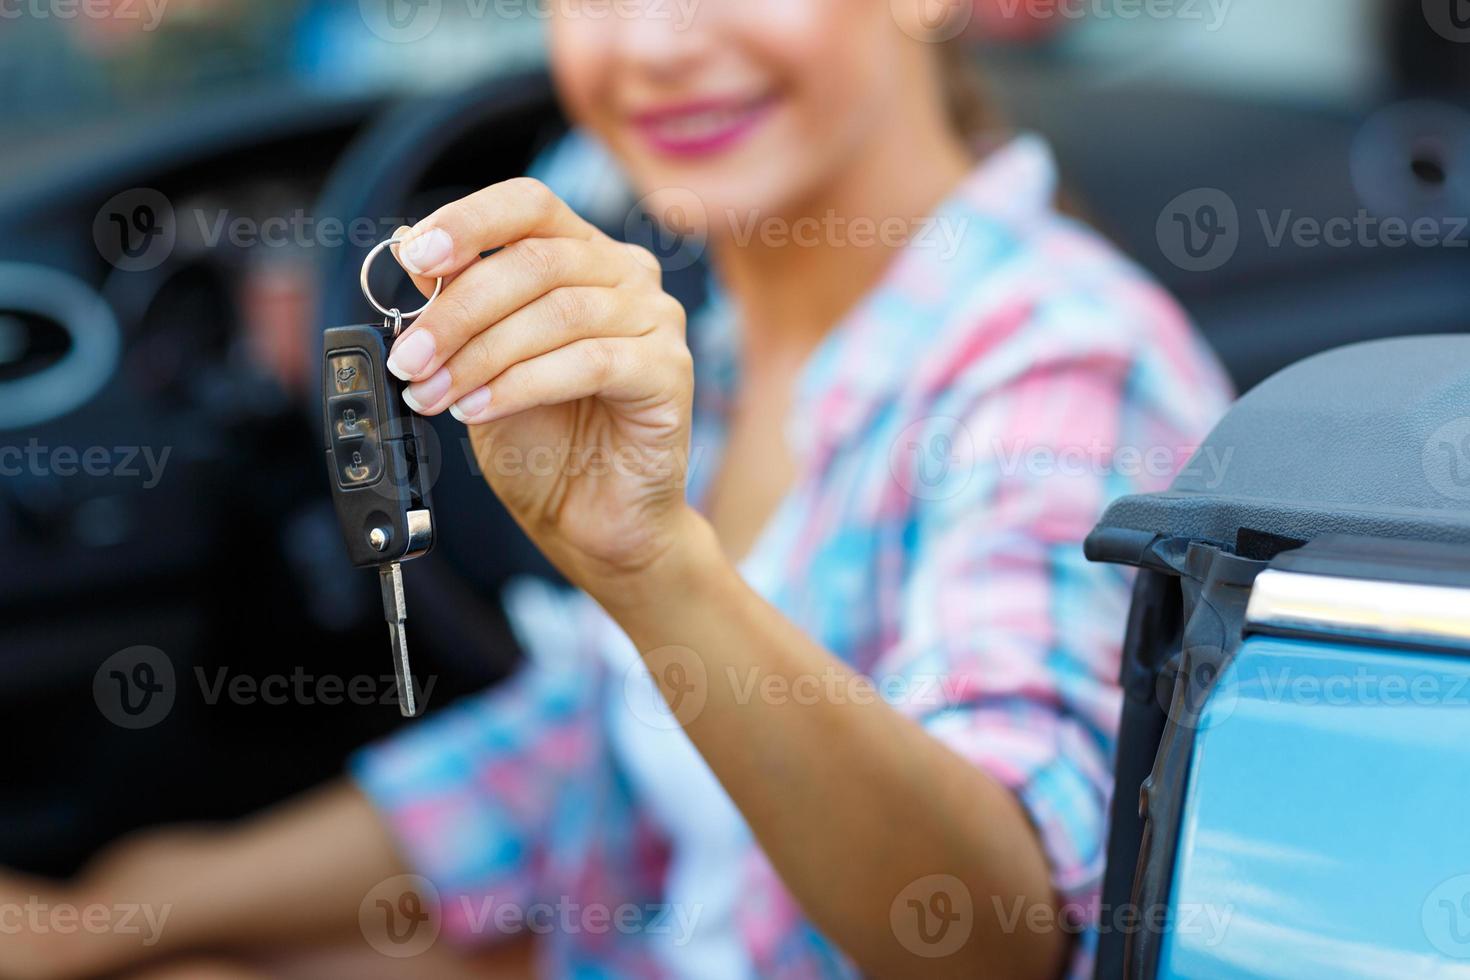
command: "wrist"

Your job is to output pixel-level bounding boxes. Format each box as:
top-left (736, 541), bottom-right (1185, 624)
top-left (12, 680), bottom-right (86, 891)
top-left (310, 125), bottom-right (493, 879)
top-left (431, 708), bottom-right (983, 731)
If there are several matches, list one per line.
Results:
top-left (584, 506), bottom-right (729, 627)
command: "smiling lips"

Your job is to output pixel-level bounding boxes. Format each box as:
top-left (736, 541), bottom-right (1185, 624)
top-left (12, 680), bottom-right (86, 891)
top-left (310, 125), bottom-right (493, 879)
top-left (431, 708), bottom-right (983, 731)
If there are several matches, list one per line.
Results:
top-left (631, 94), bottom-right (778, 159)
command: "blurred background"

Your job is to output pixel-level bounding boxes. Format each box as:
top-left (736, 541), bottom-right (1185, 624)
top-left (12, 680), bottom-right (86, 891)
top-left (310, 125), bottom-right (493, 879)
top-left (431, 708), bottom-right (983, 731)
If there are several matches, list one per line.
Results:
top-left (0, 0), bottom-right (1467, 877)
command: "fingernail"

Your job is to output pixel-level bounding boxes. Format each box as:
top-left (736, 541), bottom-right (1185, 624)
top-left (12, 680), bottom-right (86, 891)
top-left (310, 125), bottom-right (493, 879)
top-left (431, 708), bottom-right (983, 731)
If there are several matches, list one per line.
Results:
top-left (386, 329), bottom-right (435, 380)
top-left (449, 387), bottom-right (492, 423)
top-left (403, 368), bottom-right (452, 413)
top-left (399, 228), bottom-right (453, 275)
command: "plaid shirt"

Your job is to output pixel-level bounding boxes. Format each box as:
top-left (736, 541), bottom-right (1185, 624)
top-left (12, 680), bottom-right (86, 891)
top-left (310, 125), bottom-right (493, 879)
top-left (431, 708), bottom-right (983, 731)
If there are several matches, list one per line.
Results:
top-left (352, 135), bottom-right (1233, 979)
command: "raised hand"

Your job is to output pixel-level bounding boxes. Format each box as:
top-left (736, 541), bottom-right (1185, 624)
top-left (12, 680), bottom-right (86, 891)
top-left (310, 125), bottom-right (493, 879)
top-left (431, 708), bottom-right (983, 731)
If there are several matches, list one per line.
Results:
top-left (387, 179), bottom-right (696, 596)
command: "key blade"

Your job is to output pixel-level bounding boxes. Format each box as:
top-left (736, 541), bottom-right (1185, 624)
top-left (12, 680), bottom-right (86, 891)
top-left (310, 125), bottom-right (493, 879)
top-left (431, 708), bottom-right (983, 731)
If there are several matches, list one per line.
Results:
top-left (378, 562), bottom-right (417, 718)
top-left (385, 621), bottom-right (416, 718)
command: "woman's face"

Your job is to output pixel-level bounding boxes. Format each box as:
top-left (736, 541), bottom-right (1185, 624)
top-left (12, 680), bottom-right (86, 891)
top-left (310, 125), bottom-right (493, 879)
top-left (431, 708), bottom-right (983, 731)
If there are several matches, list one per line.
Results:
top-left (549, 0), bottom-right (936, 235)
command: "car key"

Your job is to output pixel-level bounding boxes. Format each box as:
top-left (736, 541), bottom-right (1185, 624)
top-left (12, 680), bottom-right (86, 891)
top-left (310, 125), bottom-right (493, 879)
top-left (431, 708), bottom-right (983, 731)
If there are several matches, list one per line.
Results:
top-left (322, 238), bottom-right (443, 716)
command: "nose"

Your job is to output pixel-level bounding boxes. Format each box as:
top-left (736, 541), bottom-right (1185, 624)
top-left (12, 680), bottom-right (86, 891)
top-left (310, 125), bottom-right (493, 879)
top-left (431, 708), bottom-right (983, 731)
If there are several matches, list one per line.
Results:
top-left (614, 0), bottom-right (712, 81)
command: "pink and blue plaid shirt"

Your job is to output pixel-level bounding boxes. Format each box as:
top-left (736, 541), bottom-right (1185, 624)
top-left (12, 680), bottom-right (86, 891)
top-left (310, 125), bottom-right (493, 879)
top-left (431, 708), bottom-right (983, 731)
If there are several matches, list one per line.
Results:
top-left (353, 135), bottom-right (1233, 979)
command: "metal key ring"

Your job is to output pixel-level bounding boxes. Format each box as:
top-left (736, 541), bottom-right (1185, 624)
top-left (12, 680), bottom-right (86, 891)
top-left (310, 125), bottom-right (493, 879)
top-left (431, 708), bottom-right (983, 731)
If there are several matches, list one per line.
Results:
top-left (360, 237), bottom-right (443, 322)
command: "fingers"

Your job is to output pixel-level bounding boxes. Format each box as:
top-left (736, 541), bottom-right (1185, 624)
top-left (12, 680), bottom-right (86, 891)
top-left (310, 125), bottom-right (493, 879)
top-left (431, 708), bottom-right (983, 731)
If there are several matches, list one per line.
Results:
top-left (394, 177), bottom-right (600, 281)
top-left (402, 287), bottom-right (684, 418)
top-left (378, 179), bottom-right (683, 428)
top-left (388, 225), bottom-right (448, 301)
top-left (449, 337), bottom-right (676, 426)
top-left (385, 237), bottom-right (645, 383)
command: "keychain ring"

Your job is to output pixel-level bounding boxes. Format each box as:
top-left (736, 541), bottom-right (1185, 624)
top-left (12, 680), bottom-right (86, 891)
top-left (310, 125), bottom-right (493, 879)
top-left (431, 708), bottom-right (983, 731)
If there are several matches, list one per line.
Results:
top-left (360, 237), bottom-right (443, 321)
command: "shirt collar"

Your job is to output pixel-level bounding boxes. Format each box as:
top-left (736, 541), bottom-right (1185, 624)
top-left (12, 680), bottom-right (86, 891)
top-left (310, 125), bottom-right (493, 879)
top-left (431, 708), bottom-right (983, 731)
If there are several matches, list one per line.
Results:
top-left (694, 134), bottom-right (1061, 460)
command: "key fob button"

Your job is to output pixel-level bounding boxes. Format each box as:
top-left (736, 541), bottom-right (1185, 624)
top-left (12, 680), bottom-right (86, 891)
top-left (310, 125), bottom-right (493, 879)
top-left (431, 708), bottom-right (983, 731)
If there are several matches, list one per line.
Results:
top-left (329, 351), bottom-right (373, 394)
top-left (334, 437), bottom-right (382, 486)
top-left (332, 395), bottom-right (377, 441)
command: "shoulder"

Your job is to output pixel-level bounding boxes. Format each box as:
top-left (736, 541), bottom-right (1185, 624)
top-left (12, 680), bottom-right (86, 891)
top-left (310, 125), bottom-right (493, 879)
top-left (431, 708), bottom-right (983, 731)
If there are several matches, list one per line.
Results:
top-left (908, 209), bottom-right (1234, 446)
top-left (879, 210), bottom-right (1235, 529)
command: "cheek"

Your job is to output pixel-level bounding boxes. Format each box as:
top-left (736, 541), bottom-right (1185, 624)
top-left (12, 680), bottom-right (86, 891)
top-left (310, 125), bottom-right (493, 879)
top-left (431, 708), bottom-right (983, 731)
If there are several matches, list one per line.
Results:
top-left (546, 22), bottom-right (608, 134)
top-left (737, 0), bottom-right (878, 106)
top-left (757, 4), bottom-right (898, 161)
top-left (799, 42), bottom-right (879, 134)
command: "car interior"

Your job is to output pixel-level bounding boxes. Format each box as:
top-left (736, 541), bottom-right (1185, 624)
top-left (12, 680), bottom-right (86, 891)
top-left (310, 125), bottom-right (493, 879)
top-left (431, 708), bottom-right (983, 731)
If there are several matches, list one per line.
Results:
top-left (2, 0), bottom-right (1467, 885)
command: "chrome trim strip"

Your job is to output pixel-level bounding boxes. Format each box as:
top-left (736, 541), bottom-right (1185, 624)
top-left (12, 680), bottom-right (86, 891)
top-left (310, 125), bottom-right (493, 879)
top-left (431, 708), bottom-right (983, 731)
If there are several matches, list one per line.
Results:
top-left (404, 508), bottom-right (433, 559)
top-left (1246, 569), bottom-right (1470, 649)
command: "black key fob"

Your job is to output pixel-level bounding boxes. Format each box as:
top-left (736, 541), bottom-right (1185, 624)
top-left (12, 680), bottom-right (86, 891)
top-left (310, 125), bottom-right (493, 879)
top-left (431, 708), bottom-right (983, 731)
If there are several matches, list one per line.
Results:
top-left (323, 237), bottom-right (444, 717)
top-left (322, 321), bottom-right (435, 567)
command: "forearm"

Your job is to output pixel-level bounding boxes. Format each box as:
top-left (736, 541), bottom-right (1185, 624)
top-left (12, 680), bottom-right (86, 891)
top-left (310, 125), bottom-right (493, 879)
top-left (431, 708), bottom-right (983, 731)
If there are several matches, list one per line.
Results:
top-left (75, 781), bottom-right (405, 969)
top-left (592, 511), bottom-right (1067, 980)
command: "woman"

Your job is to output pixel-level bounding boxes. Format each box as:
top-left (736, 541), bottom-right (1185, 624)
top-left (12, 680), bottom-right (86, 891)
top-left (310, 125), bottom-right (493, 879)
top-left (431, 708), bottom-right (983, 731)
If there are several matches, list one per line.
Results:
top-left (1, 2), bottom-right (1231, 978)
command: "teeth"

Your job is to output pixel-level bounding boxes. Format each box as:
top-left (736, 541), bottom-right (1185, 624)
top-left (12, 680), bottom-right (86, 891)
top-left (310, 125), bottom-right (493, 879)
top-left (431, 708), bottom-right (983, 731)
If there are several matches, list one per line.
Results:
top-left (655, 107), bottom-right (746, 142)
